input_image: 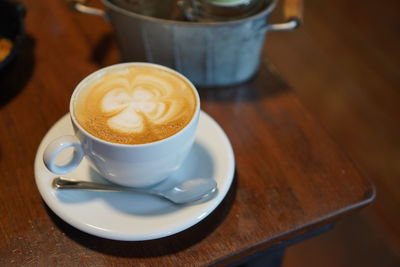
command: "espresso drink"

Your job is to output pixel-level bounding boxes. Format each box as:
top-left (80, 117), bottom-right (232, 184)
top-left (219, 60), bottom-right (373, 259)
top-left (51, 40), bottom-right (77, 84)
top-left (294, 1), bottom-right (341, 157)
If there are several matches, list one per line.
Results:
top-left (74, 65), bottom-right (197, 145)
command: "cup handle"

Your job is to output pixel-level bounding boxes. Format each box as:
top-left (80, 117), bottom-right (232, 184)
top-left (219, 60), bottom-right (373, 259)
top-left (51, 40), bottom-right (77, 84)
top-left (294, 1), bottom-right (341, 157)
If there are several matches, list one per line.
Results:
top-left (43, 135), bottom-right (84, 174)
top-left (67, 0), bottom-right (107, 18)
top-left (260, 0), bottom-right (303, 32)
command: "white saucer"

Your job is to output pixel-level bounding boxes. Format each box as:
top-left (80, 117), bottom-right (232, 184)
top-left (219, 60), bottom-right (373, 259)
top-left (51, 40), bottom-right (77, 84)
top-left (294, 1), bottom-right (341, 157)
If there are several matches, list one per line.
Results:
top-left (34, 111), bottom-right (235, 241)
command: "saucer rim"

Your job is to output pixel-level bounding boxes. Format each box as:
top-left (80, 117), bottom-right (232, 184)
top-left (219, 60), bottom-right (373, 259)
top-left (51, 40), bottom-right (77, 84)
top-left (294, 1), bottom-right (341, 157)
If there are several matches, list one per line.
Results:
top-left (34, 111), bottom-right (235, 241)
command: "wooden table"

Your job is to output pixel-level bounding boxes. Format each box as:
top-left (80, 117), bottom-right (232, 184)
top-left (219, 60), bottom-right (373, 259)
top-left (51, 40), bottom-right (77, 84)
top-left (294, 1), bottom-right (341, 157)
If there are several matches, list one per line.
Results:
top-left (0, 0), bottom-right (374, 266)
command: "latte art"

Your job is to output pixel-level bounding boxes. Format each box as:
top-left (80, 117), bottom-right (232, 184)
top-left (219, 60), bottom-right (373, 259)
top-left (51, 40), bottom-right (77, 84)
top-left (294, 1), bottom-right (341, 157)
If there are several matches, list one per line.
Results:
top-left (74, 66), bottom-right (197, 144)
top-left (101, 84), bottom-right (180, 133)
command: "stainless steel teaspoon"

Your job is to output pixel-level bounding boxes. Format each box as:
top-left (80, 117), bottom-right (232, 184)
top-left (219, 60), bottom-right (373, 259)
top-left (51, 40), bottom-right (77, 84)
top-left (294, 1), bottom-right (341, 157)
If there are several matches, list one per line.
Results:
top-left (53, 176), bottom-right (217, 205)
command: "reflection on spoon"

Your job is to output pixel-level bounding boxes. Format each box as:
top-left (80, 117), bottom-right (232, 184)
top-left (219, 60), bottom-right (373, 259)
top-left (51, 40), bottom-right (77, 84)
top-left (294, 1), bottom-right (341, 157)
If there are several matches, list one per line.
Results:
top-left (52, 176), bottom-right (217, 205)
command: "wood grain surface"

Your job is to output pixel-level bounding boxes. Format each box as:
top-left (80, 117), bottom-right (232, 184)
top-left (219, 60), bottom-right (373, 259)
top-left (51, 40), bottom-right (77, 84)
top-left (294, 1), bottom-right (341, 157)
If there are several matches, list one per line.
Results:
top-left (0, 0), bottom-right (374, 266)
top-left (264, 0), bottom-right (400, 266)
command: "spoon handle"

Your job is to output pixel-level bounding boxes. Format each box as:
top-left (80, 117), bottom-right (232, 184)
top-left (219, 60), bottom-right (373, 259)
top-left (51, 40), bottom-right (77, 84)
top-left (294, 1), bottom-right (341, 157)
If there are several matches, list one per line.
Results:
top-left (52, 177), bottom-right (153, 194)
top-left (52, 176), bottom-right (217, 205)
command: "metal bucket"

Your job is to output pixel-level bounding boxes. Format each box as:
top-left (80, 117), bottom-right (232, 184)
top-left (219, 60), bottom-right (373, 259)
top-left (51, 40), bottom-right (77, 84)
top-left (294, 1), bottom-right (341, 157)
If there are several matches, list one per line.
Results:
top-left (71, 0), bottom-right (302, 87)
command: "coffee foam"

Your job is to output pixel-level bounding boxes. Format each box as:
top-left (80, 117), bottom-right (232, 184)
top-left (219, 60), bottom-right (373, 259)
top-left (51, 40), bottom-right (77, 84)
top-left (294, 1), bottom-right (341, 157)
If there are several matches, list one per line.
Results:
top-left (74, 66), bottom-right (196, 145)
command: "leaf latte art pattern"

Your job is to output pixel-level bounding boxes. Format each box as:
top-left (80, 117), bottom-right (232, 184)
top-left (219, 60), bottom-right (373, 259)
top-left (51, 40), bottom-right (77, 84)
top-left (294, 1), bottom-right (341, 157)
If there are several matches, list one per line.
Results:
top-left (74, 66), bottom-right (196, 144)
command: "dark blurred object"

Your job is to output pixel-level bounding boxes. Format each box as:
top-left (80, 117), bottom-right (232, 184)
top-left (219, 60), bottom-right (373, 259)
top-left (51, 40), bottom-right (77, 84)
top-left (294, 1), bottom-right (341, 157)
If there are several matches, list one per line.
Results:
top-left (0, 0), bottom-right (26, 72)
top-left (184, 0), bottom-right (266, 22)
top-left (110, 0), bottom-right (184, 20)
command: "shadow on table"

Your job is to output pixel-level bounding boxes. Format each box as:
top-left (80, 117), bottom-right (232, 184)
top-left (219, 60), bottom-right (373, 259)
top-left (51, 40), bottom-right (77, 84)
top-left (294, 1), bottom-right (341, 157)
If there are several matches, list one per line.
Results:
top-left (0, 34), bottom-right (35, 108)
top-left (197, 61), bottom-right (290, 103)
top-left (89, 32), bottom-right (121, 68)
top-left (46, 172), bottom-right (237, 258)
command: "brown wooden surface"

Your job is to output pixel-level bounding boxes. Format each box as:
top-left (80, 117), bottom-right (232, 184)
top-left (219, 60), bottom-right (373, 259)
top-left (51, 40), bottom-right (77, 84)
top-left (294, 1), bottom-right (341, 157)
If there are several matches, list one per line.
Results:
top-left (265, 0), bottom-right (400, 266)
top-left (0, 0), bottom-right (374, 266)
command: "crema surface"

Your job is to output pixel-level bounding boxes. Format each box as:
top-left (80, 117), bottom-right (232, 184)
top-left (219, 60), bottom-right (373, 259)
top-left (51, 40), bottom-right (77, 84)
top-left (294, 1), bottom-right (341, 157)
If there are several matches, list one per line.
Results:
top-left (74, 66), bottom-right (196, 145)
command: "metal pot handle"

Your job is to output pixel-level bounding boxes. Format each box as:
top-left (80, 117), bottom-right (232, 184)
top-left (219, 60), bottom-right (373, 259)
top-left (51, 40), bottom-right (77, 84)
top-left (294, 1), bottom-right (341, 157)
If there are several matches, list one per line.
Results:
top-left (67, 0), bottom-right (106, 18)
top-left (263, 0), bottom-right (303, 32)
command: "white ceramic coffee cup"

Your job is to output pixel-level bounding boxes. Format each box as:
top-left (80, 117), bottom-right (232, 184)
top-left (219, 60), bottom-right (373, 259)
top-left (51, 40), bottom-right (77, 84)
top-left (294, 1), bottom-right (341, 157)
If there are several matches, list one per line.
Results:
top-left (43, 62), bottom-right (200, 187)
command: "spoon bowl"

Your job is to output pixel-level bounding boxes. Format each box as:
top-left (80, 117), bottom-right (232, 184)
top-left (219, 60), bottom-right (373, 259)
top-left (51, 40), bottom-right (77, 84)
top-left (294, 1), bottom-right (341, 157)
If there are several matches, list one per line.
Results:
top-left (53, 176), bottom-right (217, 205)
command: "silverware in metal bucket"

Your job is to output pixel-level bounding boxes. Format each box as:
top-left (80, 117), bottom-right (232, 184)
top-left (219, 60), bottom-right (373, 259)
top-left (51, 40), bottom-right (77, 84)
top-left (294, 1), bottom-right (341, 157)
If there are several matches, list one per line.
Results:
top-left (69, 0), bottom-right (303, 87)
